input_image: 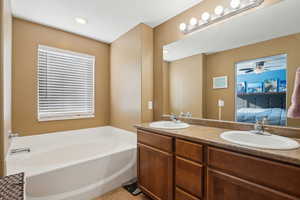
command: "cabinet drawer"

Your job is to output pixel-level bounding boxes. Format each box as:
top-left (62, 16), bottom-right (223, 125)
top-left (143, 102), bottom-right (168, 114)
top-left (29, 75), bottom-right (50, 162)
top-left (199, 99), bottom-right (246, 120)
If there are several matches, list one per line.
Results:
top-left (176, 157), bottom-right (203, 198)
top-left (208, 147), bottom-right (300, 198)
top-left (175, 187), bottom-right (201, 200)
top-left (207, 168), bottom-right (297, 200)
top-left (138, 130), bottom-right (173, 152)
top-left (176, 139), bottom-right (203, 163)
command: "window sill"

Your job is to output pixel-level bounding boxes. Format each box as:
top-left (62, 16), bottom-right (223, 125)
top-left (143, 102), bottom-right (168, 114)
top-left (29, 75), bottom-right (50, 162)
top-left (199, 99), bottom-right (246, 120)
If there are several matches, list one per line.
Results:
top-left (38, 115), bottom-right (95, 122)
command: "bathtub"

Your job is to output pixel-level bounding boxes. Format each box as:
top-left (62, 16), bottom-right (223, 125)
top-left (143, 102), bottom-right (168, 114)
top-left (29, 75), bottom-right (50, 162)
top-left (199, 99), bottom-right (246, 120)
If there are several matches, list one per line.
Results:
top-left (6, 126), bottom-right (137, 200)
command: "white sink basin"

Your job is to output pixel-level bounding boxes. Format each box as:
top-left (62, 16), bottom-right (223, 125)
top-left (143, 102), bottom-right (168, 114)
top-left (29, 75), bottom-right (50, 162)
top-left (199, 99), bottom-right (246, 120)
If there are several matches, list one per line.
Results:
top-left (149, 121), bottom-right (190, 129)
top-left (221, 131), bottom-right (300, 150)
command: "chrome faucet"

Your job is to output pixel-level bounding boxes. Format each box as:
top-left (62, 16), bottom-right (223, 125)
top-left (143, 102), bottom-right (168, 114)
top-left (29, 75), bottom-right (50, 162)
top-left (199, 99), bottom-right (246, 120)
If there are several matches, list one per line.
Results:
top-left (10, 148), bottom-right (31, 155)
top-left (170, 113), bottom-right (181, 123)
top-left (9, 132), bottom-right (31, 155)
top-left (251, 118), bottom-right (268, 135)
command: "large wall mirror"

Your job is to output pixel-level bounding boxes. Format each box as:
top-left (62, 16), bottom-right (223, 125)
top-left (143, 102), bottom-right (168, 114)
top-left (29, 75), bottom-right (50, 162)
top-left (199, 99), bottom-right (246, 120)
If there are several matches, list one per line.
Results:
top-left (162, 0), bottom-right (300, 128)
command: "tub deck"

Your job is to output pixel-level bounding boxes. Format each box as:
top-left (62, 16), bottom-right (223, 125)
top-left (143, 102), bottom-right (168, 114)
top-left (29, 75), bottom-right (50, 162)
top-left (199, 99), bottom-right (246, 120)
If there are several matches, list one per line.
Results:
top-left (6, 126), bottom-right (137, 200)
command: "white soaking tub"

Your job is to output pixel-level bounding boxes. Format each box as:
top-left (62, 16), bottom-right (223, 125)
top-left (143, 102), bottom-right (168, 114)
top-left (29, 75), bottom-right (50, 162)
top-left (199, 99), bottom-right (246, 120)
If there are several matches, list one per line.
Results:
top-left (6, 126), bottom-right (137, 200)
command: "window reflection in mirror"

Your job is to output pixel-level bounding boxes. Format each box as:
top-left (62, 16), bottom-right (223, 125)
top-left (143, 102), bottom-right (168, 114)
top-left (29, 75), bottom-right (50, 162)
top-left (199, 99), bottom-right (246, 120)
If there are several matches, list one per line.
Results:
top-left (235, 54), bottom-right (287, 126)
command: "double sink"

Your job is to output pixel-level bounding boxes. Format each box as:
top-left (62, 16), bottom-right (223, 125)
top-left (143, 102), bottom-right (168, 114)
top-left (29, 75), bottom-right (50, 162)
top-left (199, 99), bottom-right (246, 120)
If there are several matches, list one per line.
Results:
top-left (149, 121), bottom-right (300, 150)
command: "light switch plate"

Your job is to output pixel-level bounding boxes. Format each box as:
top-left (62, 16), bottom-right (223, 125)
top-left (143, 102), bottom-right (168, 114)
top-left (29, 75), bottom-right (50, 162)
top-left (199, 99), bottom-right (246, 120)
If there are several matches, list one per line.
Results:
top-left (218, 99), bottom-right (224, 107)
top-left (148, 101), bottom-right (153, 110)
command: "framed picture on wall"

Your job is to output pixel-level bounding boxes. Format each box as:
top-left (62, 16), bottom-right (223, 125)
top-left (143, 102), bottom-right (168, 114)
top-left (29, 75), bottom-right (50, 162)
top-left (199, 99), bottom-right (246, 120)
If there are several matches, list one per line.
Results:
top-left (213, 76), bottom-right (228, 89)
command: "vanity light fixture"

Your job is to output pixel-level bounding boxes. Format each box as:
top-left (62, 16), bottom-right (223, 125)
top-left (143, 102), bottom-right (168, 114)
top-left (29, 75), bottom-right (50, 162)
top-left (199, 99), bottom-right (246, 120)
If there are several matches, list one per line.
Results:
top-left (201, 12), bottom-right (211, 23)
top-left (230, 0), bottom-right (241, 9)
top-left (189, 17), bottom-right (198, 26)
top-left (179, 0), bottom-right (264, 34)
top-left (75, 17), bottom-right (88, 25)
top-left (215, 5), bottom-right (225, 16)
top-left (179, 23), bottom-right (187, 31)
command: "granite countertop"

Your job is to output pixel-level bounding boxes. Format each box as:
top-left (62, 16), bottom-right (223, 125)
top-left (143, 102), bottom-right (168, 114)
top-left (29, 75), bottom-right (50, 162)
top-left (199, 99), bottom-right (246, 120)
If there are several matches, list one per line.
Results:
top-left (135, 123), bottom-right (300, 167)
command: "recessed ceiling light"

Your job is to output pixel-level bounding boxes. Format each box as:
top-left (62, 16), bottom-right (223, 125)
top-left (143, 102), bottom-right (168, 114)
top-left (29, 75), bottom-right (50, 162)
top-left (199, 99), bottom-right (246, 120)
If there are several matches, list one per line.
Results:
top-left (75, 17), bottom-right (88, 25)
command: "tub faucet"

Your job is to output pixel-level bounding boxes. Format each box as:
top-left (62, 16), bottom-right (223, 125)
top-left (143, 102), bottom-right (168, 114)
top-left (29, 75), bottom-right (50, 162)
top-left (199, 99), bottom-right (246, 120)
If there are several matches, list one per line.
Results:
top-left (8, 132), bottom-right (19, 139)
top-left (11, 148), bottom-right (31, 155)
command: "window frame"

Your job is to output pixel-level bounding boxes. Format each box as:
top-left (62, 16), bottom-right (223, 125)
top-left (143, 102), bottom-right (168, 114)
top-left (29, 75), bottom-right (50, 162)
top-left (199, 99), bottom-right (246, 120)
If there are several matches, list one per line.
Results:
top-left (37, 45), bottom-right (95, 122)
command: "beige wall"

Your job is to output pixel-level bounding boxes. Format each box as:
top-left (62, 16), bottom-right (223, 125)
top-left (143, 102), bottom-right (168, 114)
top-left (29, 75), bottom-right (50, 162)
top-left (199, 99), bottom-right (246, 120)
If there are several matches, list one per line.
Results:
top-left (12, 18), bottom-right (110, 136)
top-left (110, 24), bottom-right (153, 131)
top-left (0, 0), bottom-right (4, 177)
top-left (0, 0), bottom-right (12, 176)
top-left (168, 54), bottom-right (204, 118)
top-left (154, 0), bottom-right (279, 120)
top-left (141, 25), bottom-right (154, 123)
top-left (205, 33), bottom-right (300, 127)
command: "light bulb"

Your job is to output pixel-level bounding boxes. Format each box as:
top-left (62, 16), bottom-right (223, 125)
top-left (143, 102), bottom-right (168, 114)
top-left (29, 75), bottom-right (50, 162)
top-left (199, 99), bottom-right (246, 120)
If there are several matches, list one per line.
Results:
top-left (201, 12), bottom-right (210, 22)
top-left (214, 5), bottom-right (224, 16)
top-left (179, 23), bottom-right (187, 31)
top-left (189, 17), bottom-right (198, 26)
top-left (230, 0), bottom-right (241, 9)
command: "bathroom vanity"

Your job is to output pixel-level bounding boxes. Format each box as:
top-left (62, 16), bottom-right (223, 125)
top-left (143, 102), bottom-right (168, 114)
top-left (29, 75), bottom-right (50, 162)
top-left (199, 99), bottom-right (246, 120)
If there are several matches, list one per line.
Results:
top-left (135, 123), bottom-right (300, 200)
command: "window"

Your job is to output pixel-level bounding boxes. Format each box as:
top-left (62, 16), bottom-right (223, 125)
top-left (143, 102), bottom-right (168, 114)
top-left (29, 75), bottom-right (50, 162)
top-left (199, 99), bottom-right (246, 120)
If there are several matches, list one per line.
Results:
top-left (37, 45), bottom-right (95, 121)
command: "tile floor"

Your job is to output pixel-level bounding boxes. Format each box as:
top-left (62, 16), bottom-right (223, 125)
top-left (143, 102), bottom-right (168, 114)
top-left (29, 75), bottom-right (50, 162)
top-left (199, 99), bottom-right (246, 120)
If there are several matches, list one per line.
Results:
top-left (95, 188), bottom-right (149, 200)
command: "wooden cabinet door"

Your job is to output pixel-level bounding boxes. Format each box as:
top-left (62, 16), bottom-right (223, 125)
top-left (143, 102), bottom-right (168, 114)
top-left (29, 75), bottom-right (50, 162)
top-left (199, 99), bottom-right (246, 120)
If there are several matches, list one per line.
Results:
top-left (176, 157), bottom-right (203, 198)
top-left (207, 168), bottom-right (297, 200)
top-left (138, 143), bottom-right (173, 200)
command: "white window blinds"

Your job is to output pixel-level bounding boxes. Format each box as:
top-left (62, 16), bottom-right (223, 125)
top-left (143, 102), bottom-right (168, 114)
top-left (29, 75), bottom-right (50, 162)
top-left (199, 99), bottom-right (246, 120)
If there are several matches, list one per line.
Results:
top-left (37, 45), bottom-right (95, 121)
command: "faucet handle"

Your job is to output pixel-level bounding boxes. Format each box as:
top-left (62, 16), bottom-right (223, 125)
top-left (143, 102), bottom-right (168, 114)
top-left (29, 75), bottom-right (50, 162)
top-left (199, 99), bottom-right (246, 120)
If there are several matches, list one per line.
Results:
top-left (179, 112), bottom-right (192, 118)
top-left (186, 112), bottom-right (192, 118)
top-left (179, 112), bottom-right (185, 117)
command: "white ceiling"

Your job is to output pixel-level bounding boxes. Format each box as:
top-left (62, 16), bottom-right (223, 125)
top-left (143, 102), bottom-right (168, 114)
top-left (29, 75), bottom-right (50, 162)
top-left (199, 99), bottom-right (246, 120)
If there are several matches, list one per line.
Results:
top-left (164, 0), bottom-right (300, 61)
top-left (11, 0), bottom-right (202, 43)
